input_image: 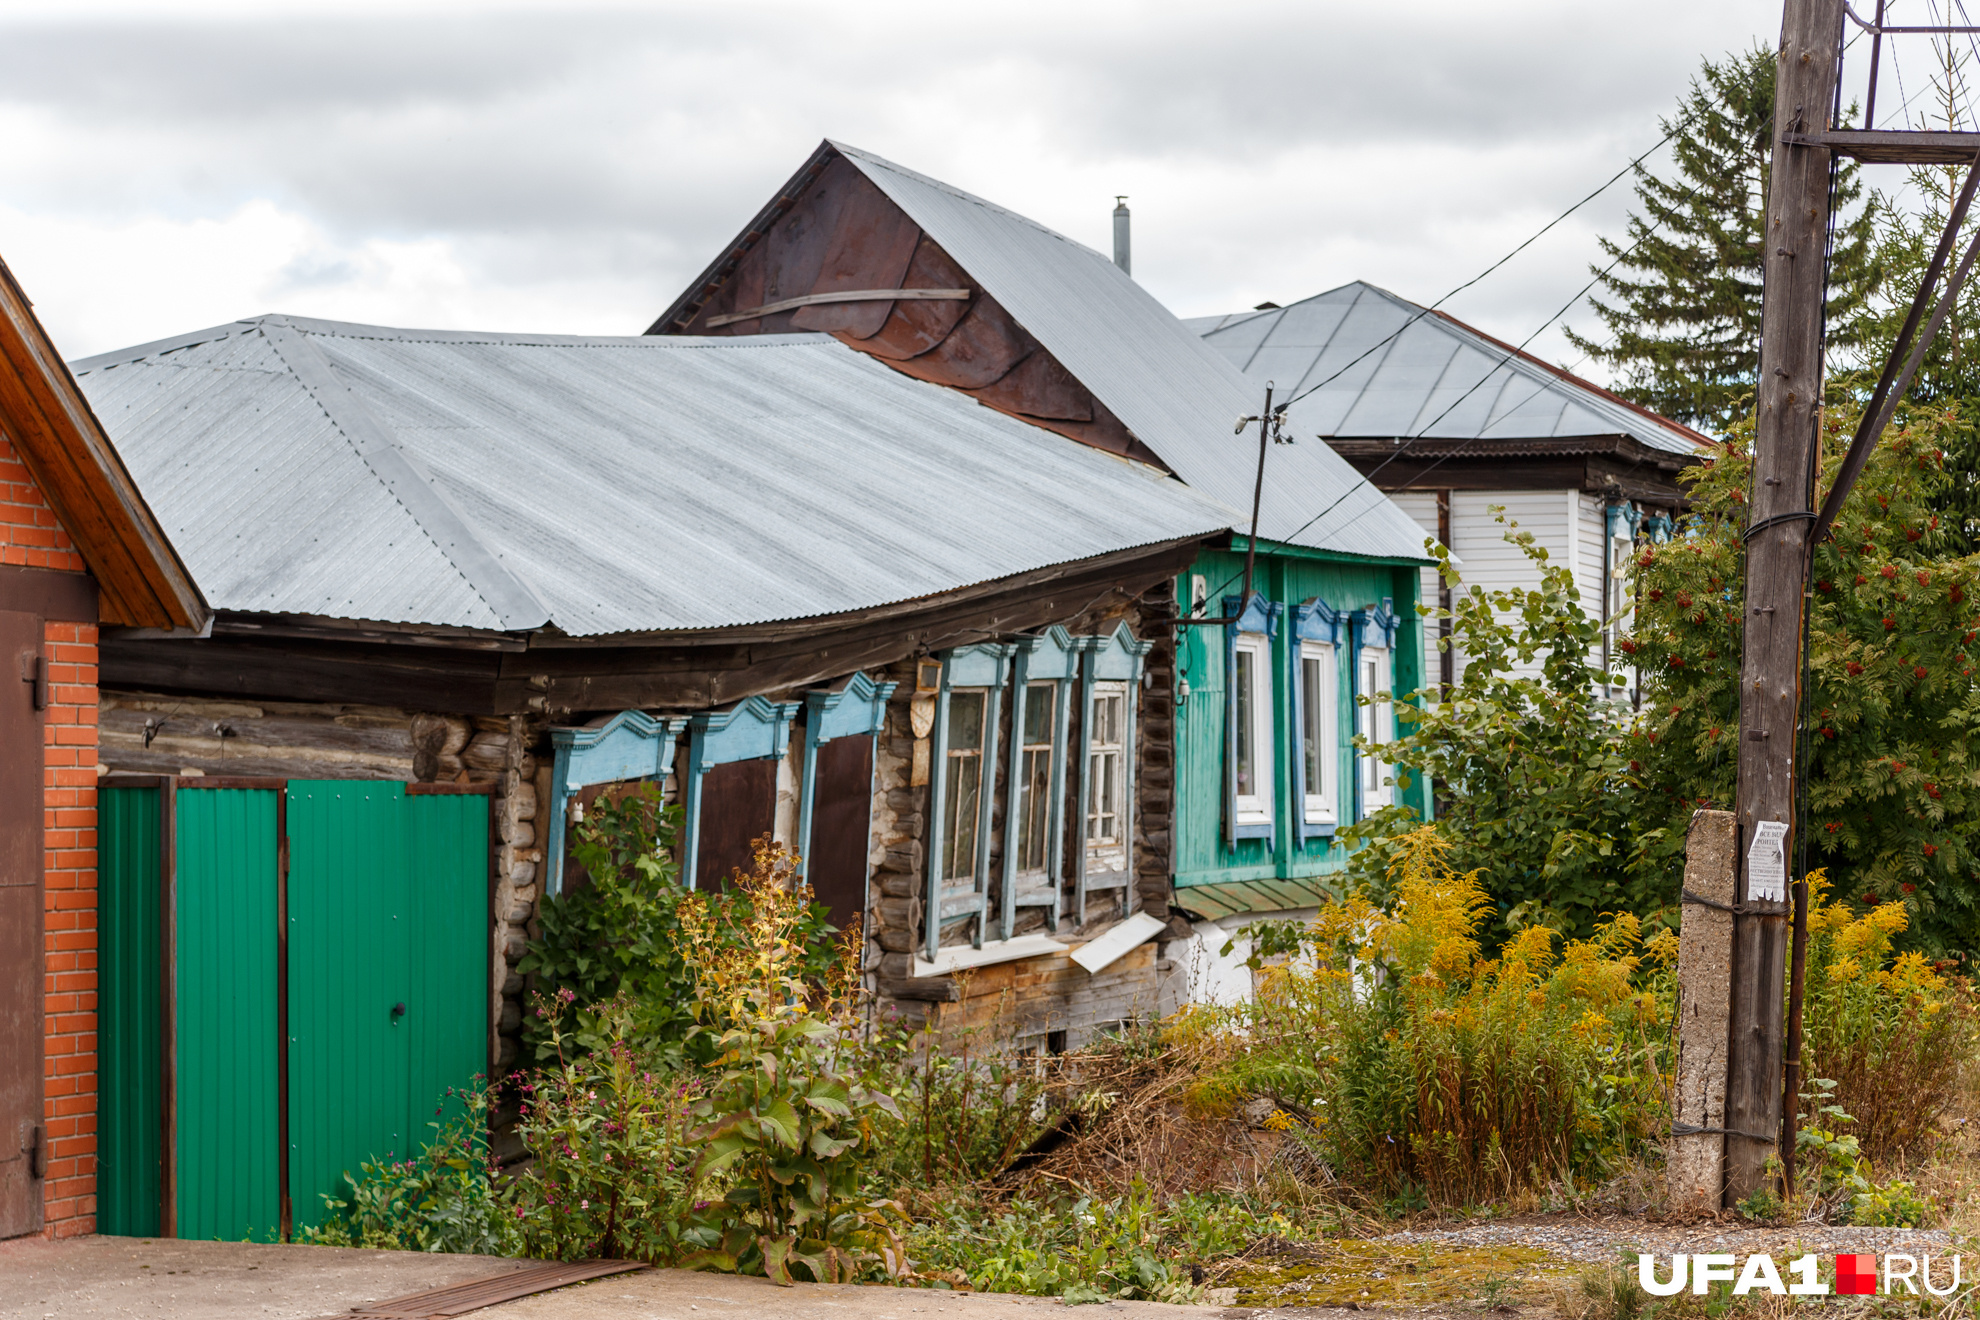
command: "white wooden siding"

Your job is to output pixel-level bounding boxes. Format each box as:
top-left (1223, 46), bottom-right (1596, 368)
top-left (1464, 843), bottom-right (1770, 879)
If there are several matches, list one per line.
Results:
top-left (1386, 489), bottom-right (1443, 696)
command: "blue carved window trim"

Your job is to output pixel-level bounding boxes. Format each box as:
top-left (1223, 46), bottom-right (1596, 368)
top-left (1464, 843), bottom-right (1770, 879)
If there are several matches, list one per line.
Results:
top-left (1074, 622), bottom-right (1152, 926)
top-left (923, 643), bottom-right (1013, 959)
top-left (999, 627), bottom-right (1077, 939)
top-left (1349, 597), bottom-right (1401, 819)
top-left (798, 671), bottom-right (898, 888)
top-left (544, 711), bottom-right (685, 896)
top-left (682, 696), bottom-right (802, 888)
top-left (1222, 593), bottom-right (1281, 848)
top-left (1290, 598), bottom-right (1346, 841)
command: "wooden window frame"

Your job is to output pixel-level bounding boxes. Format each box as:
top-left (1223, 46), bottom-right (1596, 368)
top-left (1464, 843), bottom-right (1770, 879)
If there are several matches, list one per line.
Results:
top-left (922, 644), bottom-right (1013, 960)
top-left (1219, 593), bottom-right (1282, 849)
top-left (1350, 598), bottom-right (1403, 820)
top-left (1291, 597), bottom-right (1347, 840)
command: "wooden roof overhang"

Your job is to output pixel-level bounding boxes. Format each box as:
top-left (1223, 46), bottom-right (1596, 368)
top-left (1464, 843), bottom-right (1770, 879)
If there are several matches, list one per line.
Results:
top-left (100, 535), bottom-right (1209, 718)
top-left (1325, 433), bottom-right (1701, 506)
top-left (0, 256), bottom-right (207, 629)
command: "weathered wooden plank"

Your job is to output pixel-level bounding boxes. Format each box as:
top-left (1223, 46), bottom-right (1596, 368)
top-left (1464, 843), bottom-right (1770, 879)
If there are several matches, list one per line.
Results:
top-left (852, 236), bottom-right (975, 360)
top-left (1784, 128), bottom-right (1980, 164)
top-left (100, 693), bottom-right (418, 779)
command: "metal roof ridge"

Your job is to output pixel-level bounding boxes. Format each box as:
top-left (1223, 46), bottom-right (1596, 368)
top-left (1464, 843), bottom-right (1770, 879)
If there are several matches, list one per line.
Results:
top-left (828, 140), bottom-right (1104, 258)
top-left (69, 318), bottom-right (263, 374)
top-left (1424, 308), bottom-right (1713, 448)
top-left (259, 322), bottom-right (553, 631)
top-left (256, 314), bottom-right (840, 351)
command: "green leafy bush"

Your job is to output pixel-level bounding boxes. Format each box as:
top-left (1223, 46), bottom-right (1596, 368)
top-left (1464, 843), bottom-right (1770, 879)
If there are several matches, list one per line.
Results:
top-left (509, 992), bottom-right (700, 1262)
top-left (674, 841), bottom-right (908, 1284)
top-left (906, 1179), bottom-right (1219, 1302)
top-left (1629, 411), bottom-right (1980, 952)
top-left (519, 785), bottom-right (839, 1065)
top-left (300, 1082), bottom-right (520, 1255)
top-left (863, 1008), bottom-right (1051, 1191)
top-left (1346, 518), bottom-right (1679, 944)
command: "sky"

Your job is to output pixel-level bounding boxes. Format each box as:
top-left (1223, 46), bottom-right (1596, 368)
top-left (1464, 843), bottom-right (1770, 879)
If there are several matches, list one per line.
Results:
top-left (0, 0), bottom-right (1806, 369)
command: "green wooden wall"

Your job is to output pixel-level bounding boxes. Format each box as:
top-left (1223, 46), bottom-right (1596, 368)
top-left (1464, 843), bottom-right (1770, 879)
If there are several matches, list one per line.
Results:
top-left (97, 787), bottom-right (161, 1237)
top-left (1173, 545), bottom-right (1428, 898)
top-left (175, 787), bottom-right (282, 1242)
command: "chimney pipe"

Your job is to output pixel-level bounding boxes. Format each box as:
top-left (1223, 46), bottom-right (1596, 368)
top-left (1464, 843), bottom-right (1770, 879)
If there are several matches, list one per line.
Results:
top-left (1112, 196), bottom-right (1131, 276)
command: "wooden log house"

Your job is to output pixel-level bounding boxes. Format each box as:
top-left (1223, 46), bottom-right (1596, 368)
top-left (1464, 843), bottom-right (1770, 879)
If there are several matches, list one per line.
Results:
top-left (73, 145), bottom-right (1437, 1178)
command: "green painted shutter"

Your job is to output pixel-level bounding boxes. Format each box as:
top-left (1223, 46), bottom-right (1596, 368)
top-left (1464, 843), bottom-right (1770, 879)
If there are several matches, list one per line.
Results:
top-left (174, 788), bottom-right (281, 1241)
top-left (406, 793), bottom-right (490, 1139)
top-left (284, 781), bottom-right (411, 1234)
top-left (98, 786), bottom-right (162, 1237)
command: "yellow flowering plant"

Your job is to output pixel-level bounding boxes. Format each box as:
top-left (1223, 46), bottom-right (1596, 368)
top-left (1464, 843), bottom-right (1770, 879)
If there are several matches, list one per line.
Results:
top-left (1801, 870), bottom-right (1974, 1165)
top-left (1182, 827), bottom-right (1673, 1206)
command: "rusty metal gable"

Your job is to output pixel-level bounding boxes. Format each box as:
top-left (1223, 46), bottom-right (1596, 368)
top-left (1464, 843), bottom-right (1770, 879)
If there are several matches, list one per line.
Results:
top-left (808, 143), bottom-right (1436, 566)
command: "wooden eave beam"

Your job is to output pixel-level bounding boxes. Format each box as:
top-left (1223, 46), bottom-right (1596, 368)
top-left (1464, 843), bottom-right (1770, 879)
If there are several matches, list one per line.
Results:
top-left (0, 256), bottom-right (208, 630)
top-left (102, 537), bottom-right (1210, 716)
top-left (1784, 129), bottom-right (1980, 164)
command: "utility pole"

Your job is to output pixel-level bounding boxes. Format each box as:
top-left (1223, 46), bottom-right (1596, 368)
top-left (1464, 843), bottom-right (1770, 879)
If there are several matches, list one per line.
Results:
top-left (1724, 0), bottom-right (1842, 1204)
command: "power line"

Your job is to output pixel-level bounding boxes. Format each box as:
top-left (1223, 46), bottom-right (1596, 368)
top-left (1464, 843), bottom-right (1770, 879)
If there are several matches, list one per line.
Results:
top-left (1269, 112), bottom-right (1696, 414)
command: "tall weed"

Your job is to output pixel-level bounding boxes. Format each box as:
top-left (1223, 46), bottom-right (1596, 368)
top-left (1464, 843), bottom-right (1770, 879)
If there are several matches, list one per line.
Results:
top-left (1182, 826), bottom-right (1672, 1205)
top-left (1802, 870), bottom-right (1976, 1166)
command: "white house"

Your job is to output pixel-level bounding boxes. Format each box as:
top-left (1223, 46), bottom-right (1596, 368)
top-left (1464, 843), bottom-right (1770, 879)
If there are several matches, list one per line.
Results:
top-left (1187, 282), bottom-right (1710, 706)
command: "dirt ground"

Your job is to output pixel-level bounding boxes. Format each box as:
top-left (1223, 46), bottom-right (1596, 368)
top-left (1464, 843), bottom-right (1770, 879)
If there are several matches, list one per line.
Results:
top-left (0, 1236), bottom-right (522, 1320)
top-left (0, 1240), bottom-right (1240, 1320)
top-left (2, 1221), bottom-right (1963, 1320)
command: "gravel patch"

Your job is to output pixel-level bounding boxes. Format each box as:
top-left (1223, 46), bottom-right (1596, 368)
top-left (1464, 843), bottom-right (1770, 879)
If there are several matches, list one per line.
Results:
top-left (1370, 1217), bottom-right (1958, 1266)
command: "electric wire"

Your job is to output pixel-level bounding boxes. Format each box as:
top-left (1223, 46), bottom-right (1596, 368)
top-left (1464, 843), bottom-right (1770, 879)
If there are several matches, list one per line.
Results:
top-left (1266, 114), bottom-right (1697, 416)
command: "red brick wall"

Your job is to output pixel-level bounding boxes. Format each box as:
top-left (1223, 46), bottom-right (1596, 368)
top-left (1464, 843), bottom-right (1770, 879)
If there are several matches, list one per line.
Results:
top-left (1, 430), bottom-right (97, 1237)
top-left (41, 620), bottom-right (98, 1237)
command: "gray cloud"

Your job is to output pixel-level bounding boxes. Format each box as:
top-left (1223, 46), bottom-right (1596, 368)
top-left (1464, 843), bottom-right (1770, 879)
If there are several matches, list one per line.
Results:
top-left (0, 1), bottom-right (1783, 358)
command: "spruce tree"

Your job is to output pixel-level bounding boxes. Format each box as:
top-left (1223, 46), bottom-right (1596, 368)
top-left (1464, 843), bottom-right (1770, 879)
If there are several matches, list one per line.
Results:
top-left (1566, 46), bottom-right (1880, 433)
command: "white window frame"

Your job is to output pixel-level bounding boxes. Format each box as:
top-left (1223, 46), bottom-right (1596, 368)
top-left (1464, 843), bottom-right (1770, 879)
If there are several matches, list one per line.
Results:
top-left (1083, 680), bottom-right (1130, 872)
top-left (1013, 679), bottom-right (1058, 879)
top-left (1357, 643), bottom-right (1394, 816)
top-left (1300, 639), bottom-right (1338, 826)
top-left (1232, 631), bottom-right (1275, 826)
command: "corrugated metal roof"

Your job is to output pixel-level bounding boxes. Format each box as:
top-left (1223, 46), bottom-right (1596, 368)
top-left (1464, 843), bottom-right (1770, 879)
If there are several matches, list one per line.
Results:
top-left (71, 317), bottom-right (1242, 636)
top-left (1187, 282), bottom-right (1711, 456)
top-left (827, 144), bottom-right (1436, 565)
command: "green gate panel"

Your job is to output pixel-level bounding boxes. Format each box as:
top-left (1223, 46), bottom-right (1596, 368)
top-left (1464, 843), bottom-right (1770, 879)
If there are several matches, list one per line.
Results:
top-left (98, 786), bottom-right (161, 1237)
top-left (406, 794), bottom-right (490, 1143)
top-left (285, 781), bottom-right (411, 1234)
top-left (175, 788), bottom-right (280, 1242)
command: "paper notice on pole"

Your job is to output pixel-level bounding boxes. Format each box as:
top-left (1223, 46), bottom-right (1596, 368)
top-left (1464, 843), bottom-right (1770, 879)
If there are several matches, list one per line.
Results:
top-left (1747, 820), bottom-right (1789, 902)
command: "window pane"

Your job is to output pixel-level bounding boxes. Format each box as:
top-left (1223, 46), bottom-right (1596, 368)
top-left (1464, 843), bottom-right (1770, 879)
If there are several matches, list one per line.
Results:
top-left (947, 690), bottom-right (985, 753)
top-left (1093, 693), bottom-right (1120, 747)
top-left (1023, 683), bottom-right (1054, 745)
top-left (1087, 748), bottom-right (1120, 842)
top-left (1302, 655), bottom-right (1324, 789)
top-left (944, 752), bottom-right (980, 880)
top-left (1233, 648), bottom-right (1254, 795)
top-left (1018, 746), bottom-right (1051, 871)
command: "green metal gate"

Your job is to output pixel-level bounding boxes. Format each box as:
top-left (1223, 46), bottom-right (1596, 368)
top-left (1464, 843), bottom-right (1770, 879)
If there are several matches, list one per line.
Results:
top-left (97, 778), bottom-right (489, 1241)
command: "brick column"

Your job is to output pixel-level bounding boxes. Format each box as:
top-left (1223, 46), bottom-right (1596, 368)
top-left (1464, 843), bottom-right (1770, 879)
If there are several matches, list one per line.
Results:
top-left (41, 621), bottom-right (98, 1236)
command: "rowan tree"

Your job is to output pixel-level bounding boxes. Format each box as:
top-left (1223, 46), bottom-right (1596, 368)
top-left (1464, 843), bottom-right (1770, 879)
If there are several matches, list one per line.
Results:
top-left (1626, 408), bottom-right (1980, 954)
